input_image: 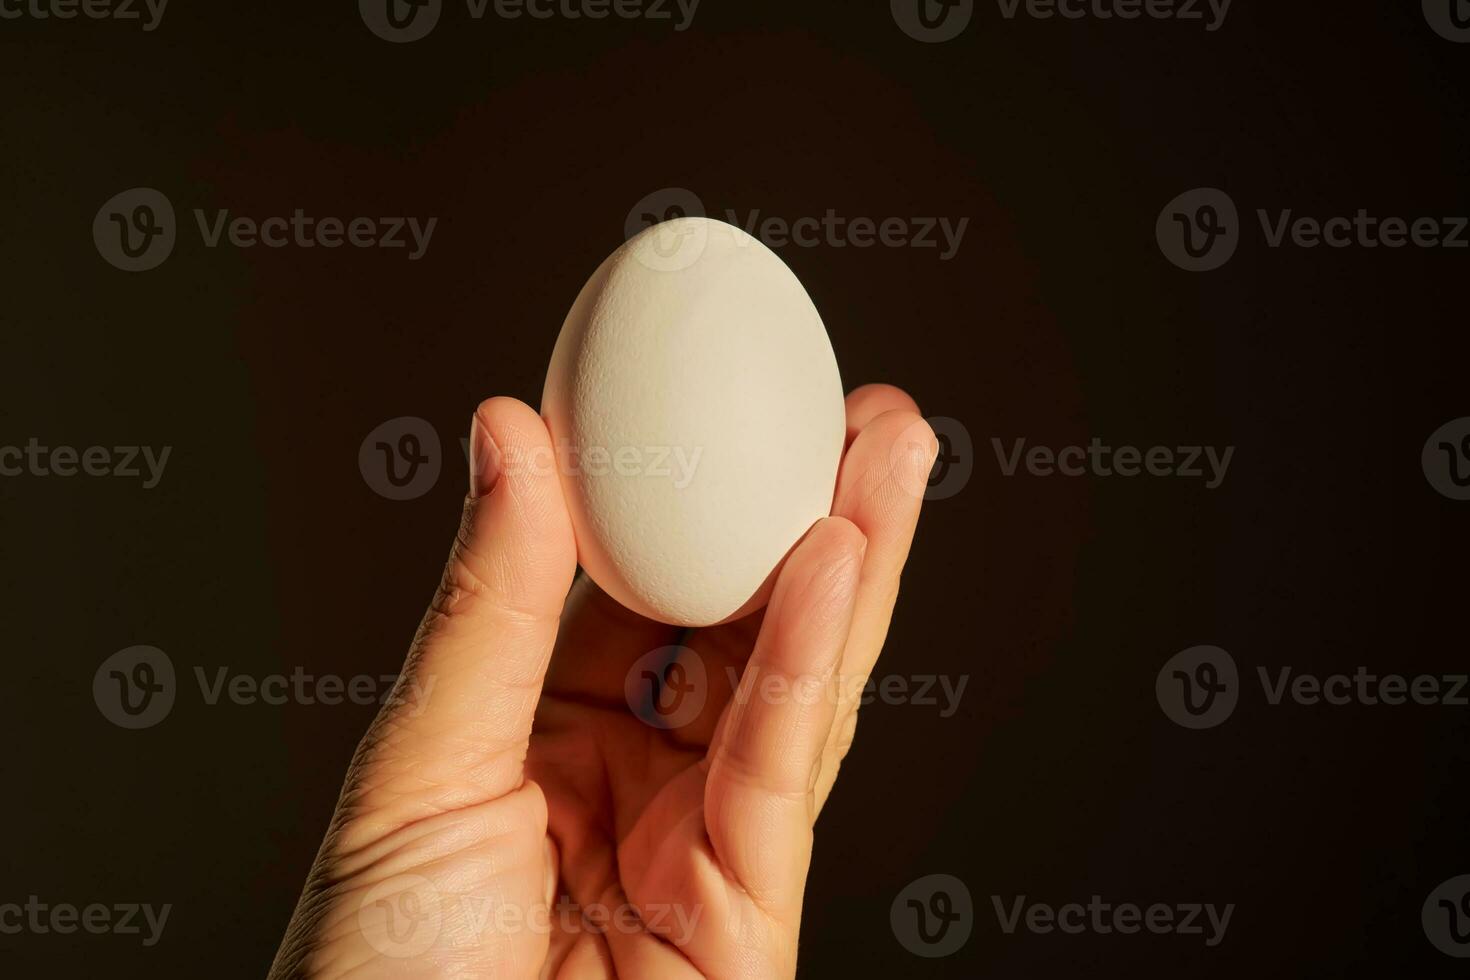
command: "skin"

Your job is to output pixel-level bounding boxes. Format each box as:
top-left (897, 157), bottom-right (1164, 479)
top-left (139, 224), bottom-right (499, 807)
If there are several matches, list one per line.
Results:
top-left (269, 384), bottom-right (937, 979)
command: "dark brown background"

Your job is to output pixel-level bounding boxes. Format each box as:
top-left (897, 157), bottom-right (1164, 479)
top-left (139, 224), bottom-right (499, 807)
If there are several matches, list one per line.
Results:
top-left (2, 1), bottom-right (1467, 976)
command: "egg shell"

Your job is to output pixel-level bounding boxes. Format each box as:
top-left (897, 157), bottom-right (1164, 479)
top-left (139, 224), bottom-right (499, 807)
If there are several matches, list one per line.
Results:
top-left (542, 216), bottom-right (846, 627)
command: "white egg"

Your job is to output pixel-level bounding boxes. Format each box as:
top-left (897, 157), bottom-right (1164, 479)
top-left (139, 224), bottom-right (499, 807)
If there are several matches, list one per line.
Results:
top-left (542, 216), bottom-right (846, 627)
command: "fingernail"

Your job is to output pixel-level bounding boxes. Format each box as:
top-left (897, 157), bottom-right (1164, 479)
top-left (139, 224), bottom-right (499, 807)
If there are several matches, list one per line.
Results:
top-left (469, 413), bottom-right (501, 497)
top-left (890, 418), bottom-right (941, 501)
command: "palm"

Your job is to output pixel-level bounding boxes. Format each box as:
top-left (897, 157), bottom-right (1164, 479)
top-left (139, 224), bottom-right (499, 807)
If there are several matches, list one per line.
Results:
top-left (269, 386), bottom-right (935, 980)
top-left (529, 598), bottom-right (784, 976)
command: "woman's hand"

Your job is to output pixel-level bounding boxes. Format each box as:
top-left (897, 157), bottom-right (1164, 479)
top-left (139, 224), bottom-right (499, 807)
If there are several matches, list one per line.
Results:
top-left (269, 384), bottom-right (936, 979)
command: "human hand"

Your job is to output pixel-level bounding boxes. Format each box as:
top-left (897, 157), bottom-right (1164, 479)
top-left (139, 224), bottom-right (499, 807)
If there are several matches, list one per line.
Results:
top-left (269, 383), bottom-right (937, 979)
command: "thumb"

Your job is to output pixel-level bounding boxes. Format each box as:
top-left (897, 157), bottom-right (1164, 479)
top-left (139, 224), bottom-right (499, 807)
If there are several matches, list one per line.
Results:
top-left (350, 396), bottom-right (577, 837)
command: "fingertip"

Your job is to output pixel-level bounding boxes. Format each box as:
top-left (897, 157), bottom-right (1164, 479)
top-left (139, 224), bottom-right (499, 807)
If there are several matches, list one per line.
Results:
top-left (779, 517), bottom-right (866, 619)
top-left (469, 396), bottom-right (566, 500)
top-left (893, 412), bottom-right (941, 468)
top-left (472, 396), bottom-right (555, 461)
top-left (845, 384), bottom-right (922, 444)
top-left (846, 383), bottom-right (921, 416)
top-left (834, 410), bottom-right (937, 513)
top-left (460, 396), bottom-right (577, 599)
top-left (887, 412), bottom-right (941, 500)
top-left (811, 515), bottom-right (868, 565)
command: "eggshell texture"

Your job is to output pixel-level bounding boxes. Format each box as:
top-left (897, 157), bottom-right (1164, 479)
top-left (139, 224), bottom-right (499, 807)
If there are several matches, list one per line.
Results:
top-left (542, 217), bottom-right (846, 627)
